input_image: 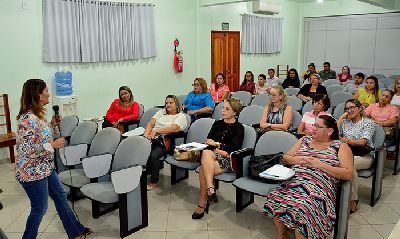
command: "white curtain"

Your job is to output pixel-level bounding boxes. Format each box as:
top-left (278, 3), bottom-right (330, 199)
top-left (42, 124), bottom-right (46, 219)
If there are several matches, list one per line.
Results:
top-left (241, 14), bottom-right (282, 54)
top-left (43, 0), bottom-right (156, 63)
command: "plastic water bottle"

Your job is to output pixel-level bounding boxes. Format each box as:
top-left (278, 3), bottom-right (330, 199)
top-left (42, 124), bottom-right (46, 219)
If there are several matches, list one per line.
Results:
top-left (55, 70), bottom-right (73, 96)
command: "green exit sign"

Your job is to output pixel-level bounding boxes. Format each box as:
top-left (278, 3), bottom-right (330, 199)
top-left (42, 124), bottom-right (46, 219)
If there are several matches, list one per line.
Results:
top-left (222, 22), bottom-right (229, 30)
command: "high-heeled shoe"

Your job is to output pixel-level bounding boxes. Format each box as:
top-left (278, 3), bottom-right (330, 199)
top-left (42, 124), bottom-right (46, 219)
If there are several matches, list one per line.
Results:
top-left (207, 187), bottom-right (218, 204)
top-left (350, 200), bottom-right (359, 214)
top-left (192, 203), bottom-right (209, 219)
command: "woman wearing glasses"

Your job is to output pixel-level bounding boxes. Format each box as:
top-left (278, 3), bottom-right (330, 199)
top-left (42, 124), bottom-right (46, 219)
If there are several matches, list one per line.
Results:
top-left (181, 78), bottom-right (215, 122)
top-left (259, 86), bottom-right (293, 132)
top-left (338, 99), bottom-right (375, 213)
top-left (263, 115), bottom-right (353, 239)
top-left (238, 71), bottom-right (256, 94)
top-left (297, 94), bottom-right (331, 136)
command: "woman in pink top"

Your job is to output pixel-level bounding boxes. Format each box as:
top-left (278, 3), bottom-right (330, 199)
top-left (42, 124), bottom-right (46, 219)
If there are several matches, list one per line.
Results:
top-left (209, 73), bottom-right (230, 103)
top-left (103, 86), bottom-right (140, 132)
top-left (337, 66), bottom-right (352, 83)
top-left (297, 94), bottom-right (331, 135)
top-left (365, 89), bottom-right (398, 127)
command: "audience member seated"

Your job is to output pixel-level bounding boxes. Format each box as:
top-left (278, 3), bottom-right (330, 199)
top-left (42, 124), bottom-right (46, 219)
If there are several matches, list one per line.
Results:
top-left (391, 76), bottom-right (400, 107)
top-left (266, 68), bottom-right (280, 87)
top-left (238, 71), bottom-right (256, 94)
top-left (302, 63), bottom-right (318, 83)
top-left (255, 74), bottom-right (270, 95)
top-left (209, 73), bottom-right (230, 103)
top-left (338, 99), bottom-right (375, 213)
top-left (353, 75), bottom-right (381, 108)
top-left (297, 74), bottom-right (327, 103)
top-left (337, 66), bottom-right (352, 83)
top-left (192, 98), bottom-right (244, 219)
top-left (282, 68), bottom-right (300, 89)
top-left (259, 86), bottom-right (293, 131)
top-left (144, 95), bottom-right (188, 190)
top-left (319, 62), bottom-right (337, 81)
top-left (182, 78), bottom-right (215, 122)
top-left (343, 72), bottom-right (365, 95)
top-left (263, 115), bottom-right (353, 239)
top-left (103, 86), bottom-right (140, 132)
top-left (365, 89), bottom-right (398, 128)
top-left (297, 94), bottom-right (331, 136)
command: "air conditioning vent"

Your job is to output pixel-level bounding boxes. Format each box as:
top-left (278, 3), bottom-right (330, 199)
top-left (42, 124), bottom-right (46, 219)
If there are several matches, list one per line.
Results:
top-left (252, 0), bottom-right (281, 15)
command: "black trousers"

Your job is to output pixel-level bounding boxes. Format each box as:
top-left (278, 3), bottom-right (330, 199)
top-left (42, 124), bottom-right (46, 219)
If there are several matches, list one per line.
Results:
top-left (146, 143), bottom-right (165, 184)
top-left (102, 119), bottom-right (114, 128)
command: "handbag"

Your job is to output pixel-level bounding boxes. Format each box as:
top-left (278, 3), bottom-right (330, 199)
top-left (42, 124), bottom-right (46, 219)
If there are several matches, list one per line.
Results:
top-left (173, 149), bottom-right (201, 163)
top-left (383, 126), bottom-right (395, 139)
top-left (247, 152), bottom-right (283, 183)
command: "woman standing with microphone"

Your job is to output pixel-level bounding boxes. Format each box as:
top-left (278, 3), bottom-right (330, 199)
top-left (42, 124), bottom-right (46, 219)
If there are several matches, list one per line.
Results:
top-left (16, 79), bottom-right (91, 239)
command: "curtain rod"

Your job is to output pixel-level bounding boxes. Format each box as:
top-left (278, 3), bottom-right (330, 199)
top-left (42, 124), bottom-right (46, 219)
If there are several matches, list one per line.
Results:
top-left (61, 0), bottom-right (155, 6)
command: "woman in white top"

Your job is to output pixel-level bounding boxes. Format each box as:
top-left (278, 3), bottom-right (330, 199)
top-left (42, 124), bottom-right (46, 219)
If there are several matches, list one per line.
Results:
top-left (144, 95), bottom-right (188, 190)
top-left (391, 76), bottom-right (400, 107)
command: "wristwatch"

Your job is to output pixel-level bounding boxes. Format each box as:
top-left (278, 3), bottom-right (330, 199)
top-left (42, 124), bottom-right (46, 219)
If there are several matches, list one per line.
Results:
top-left (266, 123), bottom-right (271, 128)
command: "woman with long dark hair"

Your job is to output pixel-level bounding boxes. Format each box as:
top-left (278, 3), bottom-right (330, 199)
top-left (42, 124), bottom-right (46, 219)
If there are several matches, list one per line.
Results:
top-left (238, 71), bottom-right (256, 94)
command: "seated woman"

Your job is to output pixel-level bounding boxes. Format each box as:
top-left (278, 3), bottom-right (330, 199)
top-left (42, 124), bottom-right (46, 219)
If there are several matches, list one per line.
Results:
top-left (297, 94), bottom-right (331, 135)
top-left (238, 71), bottom-right (256, 94)
top-left (144, 95), bottom-right (188, 190)
top-left (209, 73), bottom-right (230, 103)
top-left (338, 99), bottom-right (375, 213)
top-left (192, 98), bottom-right (244, 219)
top-left (260, 86), bottom-right (293, 131)
top-left (365, 89), bottom-right (399, 127)
top-left (391, 76), bottom-right (400, 107)
top-left (263, 115), bottom-right (353, 239)
top-left (182, 78), bottom-right (215, 122)
top-left (337, 66), bottom-right (352, 83)
top-left (282, 68), bottom-right (300, 89)
top-left (103, 86), bottom-right (140, 132)
top-left (353, 75), bottom-right (381, 108)
top-left (297, 74), bottom-right (327, 103)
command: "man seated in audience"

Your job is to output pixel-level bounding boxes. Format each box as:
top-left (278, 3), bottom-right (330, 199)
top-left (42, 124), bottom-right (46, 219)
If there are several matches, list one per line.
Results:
top-left (343, 72), bottom-right (365, 95)
top-left (365, 89), bottom-right (399, 128)
top-left (319, 62), bottom-right (337, 81)
top-left (255, 74), bottom-right (270, 95)
top-left (266, 68), bottom-right (280, 87)
top-left (302, 63), bottom-right (318, 84)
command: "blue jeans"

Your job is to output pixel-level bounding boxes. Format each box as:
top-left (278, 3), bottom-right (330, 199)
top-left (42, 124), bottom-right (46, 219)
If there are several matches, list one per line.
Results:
top-left (20, 171), bottom-right (85, 239)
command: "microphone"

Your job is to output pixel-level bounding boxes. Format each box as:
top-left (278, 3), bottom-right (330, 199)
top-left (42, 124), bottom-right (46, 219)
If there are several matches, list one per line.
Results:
top-left (52, 105), bottom-right (61, 136)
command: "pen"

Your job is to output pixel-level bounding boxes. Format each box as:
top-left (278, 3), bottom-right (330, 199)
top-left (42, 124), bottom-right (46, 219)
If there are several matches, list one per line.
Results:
top-left (262, 173), bottom-right (280, 178)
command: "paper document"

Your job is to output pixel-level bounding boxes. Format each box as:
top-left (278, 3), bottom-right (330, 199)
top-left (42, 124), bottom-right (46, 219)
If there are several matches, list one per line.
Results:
top-left (122, 127), bottom-right (146, 137)
top-left (176, 142), bottom-right (208, 151)
top-left (259, 164), bottom-right (294, 180)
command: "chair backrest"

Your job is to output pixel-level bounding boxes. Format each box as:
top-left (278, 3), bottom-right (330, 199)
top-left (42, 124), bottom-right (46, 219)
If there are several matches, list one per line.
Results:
top-left (238, 105), bottom-right (264, 126)
top-left (69, 121), bottom-right (98, 145)
top-left (343, 80), bottom-right (353, 86)
top-left (138, 108), bottom-right (160, 128)
top-left (378, 81), bottom-right (385, 89)
top-left (372, 74), bottom-right (385, 79)
top-left (287, 96), bottom-right (302, 112)
top-left (291, 110), bottom-right (302, 130)
top-left (302, 100), bottom-right (312, 115)
top-left (0, 94), bottom-right (12, 134)
top-left (242, 124), bottom-right (257, 149)
top-left (231, 91), bottom-right (252, 106)
top-left (61, 115), bottom-right (79, 138)
top-left (176, 95), bottom-right (187, 107)
top-left (255, 131), bottom-right (298, 156)
top-left (212, 103), bottom-right (224, 121)
top-left (330, 91), bottom-right (352, 108)
top-left (284, 88), bottom-right (300, 96)
top-left (186, 118), bottom-right (215, 143)
top-left (112, 136), bottom-right (151, 171)
top-left (88, 127), bottom-right (121, 156)
top-left (138, 104), bottom-right (145, 120)
top-left (389, 74), bottom-right (399, 79)
top-left (372, 124), bottom-right (385, 149)
top-left (333, 103), bottom-right (345, 119)
top-left (323, 79), bottom-right (341, 87)
top-left (327, 84), bottom-right (344, 97)
top-left (250, 94), bottom-right (270, 107)
top-left (380, 78), bottom-right (395, 88)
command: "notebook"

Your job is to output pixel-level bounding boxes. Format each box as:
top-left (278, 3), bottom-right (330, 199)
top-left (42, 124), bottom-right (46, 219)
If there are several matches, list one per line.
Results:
top-left (122, 127), bottom-right (146, 137)
top-left (176, 142), bottom-right (208, 151)
top-left (259, 164), bottom-right (295, 180)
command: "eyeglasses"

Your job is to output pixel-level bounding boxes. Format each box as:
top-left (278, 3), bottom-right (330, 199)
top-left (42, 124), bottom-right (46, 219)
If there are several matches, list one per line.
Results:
top-left (313, 124), bottom-right (327, 129)
top-left (344, 105), bottom-right (357, 111)
top-left (192, 83), bottom-right (200, 86)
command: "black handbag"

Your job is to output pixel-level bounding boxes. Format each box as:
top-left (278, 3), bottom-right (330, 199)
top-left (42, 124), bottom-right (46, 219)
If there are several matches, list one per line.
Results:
top-left (247, 152), bottom-right (283, 183)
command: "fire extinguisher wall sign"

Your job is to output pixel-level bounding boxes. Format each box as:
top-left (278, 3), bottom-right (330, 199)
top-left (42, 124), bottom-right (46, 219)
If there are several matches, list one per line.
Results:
top-left (173, 38), bottom-right (183, 73)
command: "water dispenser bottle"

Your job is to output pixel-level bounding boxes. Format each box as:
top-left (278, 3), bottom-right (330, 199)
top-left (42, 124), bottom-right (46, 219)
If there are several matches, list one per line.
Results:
top-left (55, 71), bottom-right (73, 96)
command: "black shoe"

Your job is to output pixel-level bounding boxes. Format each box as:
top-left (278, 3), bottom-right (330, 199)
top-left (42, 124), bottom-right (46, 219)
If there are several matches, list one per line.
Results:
top-left (192, 203), bottom-right (209, 219)
top-left (77, 227), bottom-right (92, 238)
top-left (207, 187), bottom-right (218, 204)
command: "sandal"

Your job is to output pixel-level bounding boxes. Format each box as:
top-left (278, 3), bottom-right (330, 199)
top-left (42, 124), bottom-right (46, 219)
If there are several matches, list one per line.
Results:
top-left (350, 200), bottom-right (359, 214)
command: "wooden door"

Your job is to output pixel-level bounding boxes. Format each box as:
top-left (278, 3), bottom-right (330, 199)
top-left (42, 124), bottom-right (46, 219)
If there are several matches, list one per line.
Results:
top-left (211, 31), bottom-right (240, 92)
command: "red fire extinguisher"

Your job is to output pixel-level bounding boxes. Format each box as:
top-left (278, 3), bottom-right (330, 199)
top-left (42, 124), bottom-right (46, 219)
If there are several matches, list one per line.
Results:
top-left (173, 38), bottom-right (183, 73)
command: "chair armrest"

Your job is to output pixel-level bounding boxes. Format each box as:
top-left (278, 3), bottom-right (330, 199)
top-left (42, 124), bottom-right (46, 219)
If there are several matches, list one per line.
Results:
top-left (230, 148), bottom-right (253, 159)
top-left (82, 154), bottom-right (113, 178)
top-left (59, 144), bottom-right (88, 166)
top-left (251, 123), bottom-right (260, 128)
top-left (111, 166), bottom-right (142, 194)
top-left (231, 148), bottom-right (253, 178)
top-left (165, 131), bottom-right (187, 154)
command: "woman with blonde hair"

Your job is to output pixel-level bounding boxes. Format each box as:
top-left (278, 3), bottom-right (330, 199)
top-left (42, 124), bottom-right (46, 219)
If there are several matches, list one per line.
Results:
top-left (260, 85), bottom-right (293, 131)
top-left (182, 78), bottom-right (215, 122)
top-left (103, 85), bottom-right (140, 132)
top-left (298, 74), bottom-right (327, 103)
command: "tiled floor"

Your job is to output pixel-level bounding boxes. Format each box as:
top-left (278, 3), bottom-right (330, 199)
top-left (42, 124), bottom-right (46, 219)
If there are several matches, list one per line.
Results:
top-left (1, 160), bottom-right (400, 239)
